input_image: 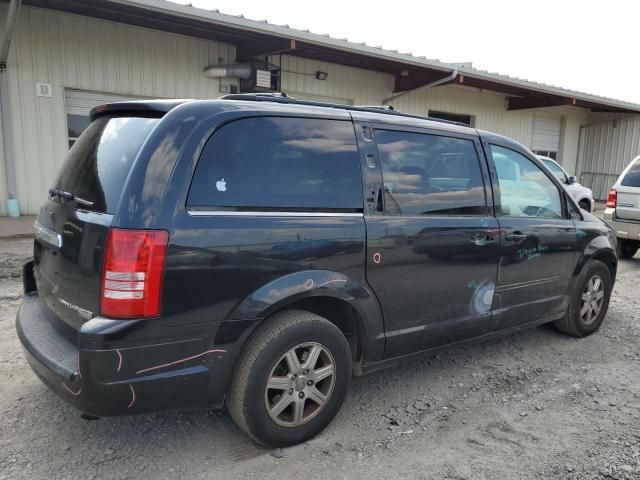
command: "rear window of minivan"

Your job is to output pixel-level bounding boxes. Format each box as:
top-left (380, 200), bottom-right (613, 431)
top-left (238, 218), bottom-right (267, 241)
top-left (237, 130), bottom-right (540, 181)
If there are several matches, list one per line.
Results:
top-left (52, 115), bottom-right (159, 213)
top-left (621, 159), bottom-right (640, 187)
top-left (188, 117), bottom-right (363, 212)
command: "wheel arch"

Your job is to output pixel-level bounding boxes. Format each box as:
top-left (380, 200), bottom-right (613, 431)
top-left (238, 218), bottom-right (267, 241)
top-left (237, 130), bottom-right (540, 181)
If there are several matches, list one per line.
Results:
top-left (227, 270), bottom-right (385, 374)
top-left (573, 245), bottom-right (617, 285)
top-left (576, 196), bottom-right (592, 210)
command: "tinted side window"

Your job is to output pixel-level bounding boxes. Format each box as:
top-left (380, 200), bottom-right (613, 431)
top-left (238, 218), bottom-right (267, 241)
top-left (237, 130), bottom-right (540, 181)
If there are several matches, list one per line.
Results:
top-left (621, 159), bottom-right (640, 187)
top-left (491, 145), bottom-right (562, 219)
top-left (374, 129), bottom-right (486, 216)
top-left (188, 117), bottom-right (362, 211)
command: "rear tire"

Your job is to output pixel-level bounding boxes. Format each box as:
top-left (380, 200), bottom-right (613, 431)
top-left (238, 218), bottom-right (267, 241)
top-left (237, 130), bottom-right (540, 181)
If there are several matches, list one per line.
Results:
top-left (553, 260), bottom-right (612, 337)
top-left (618, 239), bottom-right (639, 260)
top-left (228, 310), bottom-right (352, 447)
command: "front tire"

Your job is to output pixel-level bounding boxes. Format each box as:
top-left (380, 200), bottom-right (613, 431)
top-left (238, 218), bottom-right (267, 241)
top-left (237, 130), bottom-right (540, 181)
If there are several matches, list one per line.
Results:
top-left (553, 260), bottom-right (612, 337)
top-left (228, 310), bottom-right (352, 447)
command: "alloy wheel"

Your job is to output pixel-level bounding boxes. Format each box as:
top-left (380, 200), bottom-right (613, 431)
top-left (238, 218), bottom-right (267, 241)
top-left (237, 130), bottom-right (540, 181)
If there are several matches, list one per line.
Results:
top-left (580, 275), bottom-right (605, 325)
top-left (264, 342), bottom-right (336, 428)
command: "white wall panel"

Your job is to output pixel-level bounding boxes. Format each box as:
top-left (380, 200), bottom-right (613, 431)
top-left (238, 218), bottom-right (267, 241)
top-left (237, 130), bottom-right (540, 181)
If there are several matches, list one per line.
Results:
top-left (2, 6), bottom-right (236, 214)
top-left (270, 55), bottom-right (393, 106)
top-left (579, 115), bottom-right (640, 199)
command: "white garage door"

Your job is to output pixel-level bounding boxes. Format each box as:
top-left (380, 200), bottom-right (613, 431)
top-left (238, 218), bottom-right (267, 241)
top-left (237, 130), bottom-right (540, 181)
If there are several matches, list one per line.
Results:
top-left (531, 112), bottom-right (562, 159)
top-left (64, 89), bottom-right (153, 147)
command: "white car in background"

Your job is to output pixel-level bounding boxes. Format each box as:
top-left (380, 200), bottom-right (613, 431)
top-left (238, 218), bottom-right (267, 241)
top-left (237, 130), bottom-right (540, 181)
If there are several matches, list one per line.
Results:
top-left (603, 155), bottom-right (640, 259)
top-left (537, 155), bottom-right (594, 212)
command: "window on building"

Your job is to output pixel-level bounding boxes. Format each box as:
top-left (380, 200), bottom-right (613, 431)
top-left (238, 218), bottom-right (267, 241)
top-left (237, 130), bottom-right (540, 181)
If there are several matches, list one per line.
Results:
top-left (428, 110), bottom-right (474, 126)
top-left (533, 149), bottom-right (557, 160)
top-left (67, 114), bottom-right (91, 148)
top-left (374, 129), bottom-right (487, 216)
top-left (188, 117), bottom-right (363, 211)
top-left (491, 145), bottom-right (562, 219)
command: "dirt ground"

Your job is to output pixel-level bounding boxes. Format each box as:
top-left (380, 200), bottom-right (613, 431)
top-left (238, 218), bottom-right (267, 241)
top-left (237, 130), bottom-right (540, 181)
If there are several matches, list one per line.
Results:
top-left (1, 237), bottom-right (639, 480)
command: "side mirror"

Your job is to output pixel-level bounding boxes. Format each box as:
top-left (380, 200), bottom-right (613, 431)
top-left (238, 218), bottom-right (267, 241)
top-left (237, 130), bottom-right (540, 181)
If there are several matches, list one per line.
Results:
top-left (567, 175), bottom-right (577, 185)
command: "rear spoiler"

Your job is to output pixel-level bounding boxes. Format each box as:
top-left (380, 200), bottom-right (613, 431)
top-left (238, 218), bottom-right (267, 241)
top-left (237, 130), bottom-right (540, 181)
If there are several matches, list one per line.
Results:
top-left (89, 99), bottom-right (191, 121)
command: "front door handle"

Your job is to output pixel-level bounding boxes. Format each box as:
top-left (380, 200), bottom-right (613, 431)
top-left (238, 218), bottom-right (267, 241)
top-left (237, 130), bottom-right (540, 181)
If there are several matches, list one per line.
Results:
top-left (505, 232), bottom-right (528, 242)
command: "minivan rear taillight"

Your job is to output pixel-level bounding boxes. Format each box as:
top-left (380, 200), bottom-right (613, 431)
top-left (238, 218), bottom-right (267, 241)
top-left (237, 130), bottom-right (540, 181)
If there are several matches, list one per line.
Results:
top-left (100, 229), bottom-right (169, 319)
top-left (606, 188), bottom-right (617, 208)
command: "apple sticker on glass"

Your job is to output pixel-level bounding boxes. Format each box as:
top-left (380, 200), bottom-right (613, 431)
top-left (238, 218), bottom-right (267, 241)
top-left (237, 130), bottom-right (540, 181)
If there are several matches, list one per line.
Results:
top-left (216, 178), bottom-right (227, 192)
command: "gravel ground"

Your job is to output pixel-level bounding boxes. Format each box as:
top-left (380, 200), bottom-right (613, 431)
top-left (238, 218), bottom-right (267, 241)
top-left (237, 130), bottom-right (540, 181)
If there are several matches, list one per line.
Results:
top-left (1, 238), bottom-right (639, 480)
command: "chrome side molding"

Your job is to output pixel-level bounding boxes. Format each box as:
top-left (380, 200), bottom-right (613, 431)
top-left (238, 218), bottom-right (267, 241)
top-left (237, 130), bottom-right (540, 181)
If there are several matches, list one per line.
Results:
top-left (186, 209), bottom-right (364, 218)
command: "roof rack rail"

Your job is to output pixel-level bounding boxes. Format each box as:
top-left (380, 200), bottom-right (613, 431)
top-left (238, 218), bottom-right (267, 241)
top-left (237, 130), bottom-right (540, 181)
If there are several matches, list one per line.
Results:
top-left (218, 92), bottom-right (468, 127)
top-left (220, 92), bottom-right (290, 100)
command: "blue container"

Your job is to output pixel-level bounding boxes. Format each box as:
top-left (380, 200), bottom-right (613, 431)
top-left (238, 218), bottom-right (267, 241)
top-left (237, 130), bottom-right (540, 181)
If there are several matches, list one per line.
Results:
top-left (6, 197), bottom-right (20, 217)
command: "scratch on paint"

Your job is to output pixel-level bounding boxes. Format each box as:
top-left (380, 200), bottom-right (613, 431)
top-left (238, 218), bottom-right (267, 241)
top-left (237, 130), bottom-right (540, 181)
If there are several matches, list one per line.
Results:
top-left (315, 278), bottom-right (347, 289)
top-left (127, 384), bottom-right (136, 408)
top-left (62, 383), bottom-right (82, 396)
top-left (115, 350), bottom-right (123, 372)
top-left (136, 349), bottom-right (227, 375)
top-left (77, 352), bottom-right (82, 379)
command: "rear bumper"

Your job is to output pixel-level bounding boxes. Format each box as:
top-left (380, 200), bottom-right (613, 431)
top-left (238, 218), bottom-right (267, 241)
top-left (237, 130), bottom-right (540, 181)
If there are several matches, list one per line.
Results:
top-left (604, 208), bottom-right (640, 240)
top-left (16, 294), bottom-right (235, 416)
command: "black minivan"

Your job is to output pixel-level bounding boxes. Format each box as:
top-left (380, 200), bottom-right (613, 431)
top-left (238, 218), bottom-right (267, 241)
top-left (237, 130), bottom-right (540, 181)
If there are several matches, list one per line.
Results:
top-left (17, 94), bottom-right (617, 447)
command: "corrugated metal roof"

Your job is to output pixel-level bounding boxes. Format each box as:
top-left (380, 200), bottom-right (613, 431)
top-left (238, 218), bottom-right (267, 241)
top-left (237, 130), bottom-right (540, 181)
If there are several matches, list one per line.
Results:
top-left (137, 0), bottom-right (640, 111)
top-left (26, 0), bottom-right (640, 112)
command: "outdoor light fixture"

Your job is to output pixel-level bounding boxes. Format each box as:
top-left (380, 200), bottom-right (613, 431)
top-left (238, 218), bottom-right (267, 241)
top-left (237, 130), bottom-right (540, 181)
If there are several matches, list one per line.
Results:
top-left (315, 71), bottom-right (328, 80)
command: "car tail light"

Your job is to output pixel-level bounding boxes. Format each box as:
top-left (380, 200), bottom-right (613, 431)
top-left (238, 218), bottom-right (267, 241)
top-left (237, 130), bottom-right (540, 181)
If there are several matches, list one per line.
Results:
top-left (101, 228), bottom-right (169, 319)
top-left (606, 189), bottom-right (617, 208)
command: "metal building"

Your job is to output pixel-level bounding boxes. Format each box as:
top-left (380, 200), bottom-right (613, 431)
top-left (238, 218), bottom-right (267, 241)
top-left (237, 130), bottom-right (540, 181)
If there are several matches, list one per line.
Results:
top-left (1, 0), bottom-right (639, 214)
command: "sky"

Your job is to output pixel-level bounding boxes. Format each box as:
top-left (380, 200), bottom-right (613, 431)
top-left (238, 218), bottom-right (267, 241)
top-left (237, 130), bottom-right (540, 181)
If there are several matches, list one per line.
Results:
top-left (171, 0), bottom-right (640, 104)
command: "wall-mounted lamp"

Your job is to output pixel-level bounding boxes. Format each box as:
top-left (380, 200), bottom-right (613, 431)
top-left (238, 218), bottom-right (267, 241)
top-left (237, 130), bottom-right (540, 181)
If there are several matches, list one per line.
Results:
top-left (315, 71), bottom-right (328, 80)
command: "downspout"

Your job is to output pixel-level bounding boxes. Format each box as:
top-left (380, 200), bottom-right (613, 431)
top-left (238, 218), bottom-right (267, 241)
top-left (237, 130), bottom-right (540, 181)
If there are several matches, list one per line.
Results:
top-left (382, 68), bottom-right (458, 106)
top-left (0, 0), bottom-right (22, 216)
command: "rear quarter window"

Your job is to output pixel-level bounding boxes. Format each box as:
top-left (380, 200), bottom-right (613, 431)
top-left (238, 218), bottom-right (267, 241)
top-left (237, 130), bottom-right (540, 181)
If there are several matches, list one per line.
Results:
top-left (621, 159), bottom-right (640, 187)
top-left (187, 117), bottom-right (363, 212)
top-left (53, 115), bottom-right (159, 213)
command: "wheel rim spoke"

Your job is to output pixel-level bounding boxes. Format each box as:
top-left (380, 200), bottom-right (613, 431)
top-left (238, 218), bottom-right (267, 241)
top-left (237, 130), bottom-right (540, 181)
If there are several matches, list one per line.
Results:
top-left (292, 398), bottom-right (305, 424)
top-left (595, 290), bottom-right (604, 301)
top-left (284, 350), bottom-right (301, 372)
top-left (312, 364), bottom-right (335, 382)
top-left (580, 302), bottom-right (590, 317)
top-left (270, 394), bottom-right (293, 417)
top-left (306, 387), bottom-right (327, 406)
top-left (303, 345), bottom-right (322, 370)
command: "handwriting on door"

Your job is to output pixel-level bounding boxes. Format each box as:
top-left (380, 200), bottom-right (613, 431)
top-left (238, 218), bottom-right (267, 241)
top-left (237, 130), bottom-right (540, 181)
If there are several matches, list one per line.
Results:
top-left (517, 245), bottom-right (548, 261)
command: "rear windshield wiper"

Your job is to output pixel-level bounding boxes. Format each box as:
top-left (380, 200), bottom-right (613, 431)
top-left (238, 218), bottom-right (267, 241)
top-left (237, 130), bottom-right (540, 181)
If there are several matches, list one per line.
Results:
top-left (48, 188), bottom-right (94, 207)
